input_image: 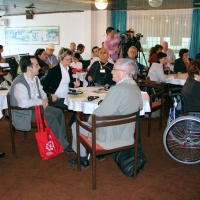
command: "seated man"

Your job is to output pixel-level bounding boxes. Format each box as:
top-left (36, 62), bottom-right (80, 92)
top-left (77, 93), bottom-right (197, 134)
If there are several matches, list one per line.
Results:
top-left (45, 43), bottom-right (58, 68)
top-left (87, 46), bottom-right (114, 70)
top-left (75, 44), bottom-right (85, 60)
top-left (69, 58), bottom-right (143, 168)
top-left (85, 48), bottom-right (114, 87)
top-left (126, 46), bottom-right (148, 79)
top-left (9, 55), bottom-right (74, 154)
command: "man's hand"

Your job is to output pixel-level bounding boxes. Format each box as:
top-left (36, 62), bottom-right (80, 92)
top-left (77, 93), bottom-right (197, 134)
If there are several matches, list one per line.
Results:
top-left (114, 47), bottom-right (119, 53)
top-left (88, 76), bottom-right (93, 82)
top-left (42, 99), bottom-right (48, 110)
top-left (51, 94), bottom-right (59, 102)
top-left (144, 67), bottom-right (148, 71)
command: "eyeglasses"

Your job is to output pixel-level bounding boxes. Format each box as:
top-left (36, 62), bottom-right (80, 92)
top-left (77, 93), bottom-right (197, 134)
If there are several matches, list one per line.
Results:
top-left (112, 68), bottom-right (125, 72)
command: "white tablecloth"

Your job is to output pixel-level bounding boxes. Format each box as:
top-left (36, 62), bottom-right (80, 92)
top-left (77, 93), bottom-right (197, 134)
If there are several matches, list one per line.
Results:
top-left (64, 87), bottom-right (151, 115)
top-left (166, 73), bottom-right (187, 86)
top-left (0, 90), bottom-right (8, 119)
top-left (72, 72), bottom-right (88, 87)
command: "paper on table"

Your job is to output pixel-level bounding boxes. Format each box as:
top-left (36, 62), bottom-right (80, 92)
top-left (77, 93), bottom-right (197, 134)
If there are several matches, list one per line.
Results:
top-left (67, 93), bottom-right (87, 99)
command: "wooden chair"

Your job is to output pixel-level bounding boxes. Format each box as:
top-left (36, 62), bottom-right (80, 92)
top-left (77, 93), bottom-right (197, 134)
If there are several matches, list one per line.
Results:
top-left (136, 79), bottom-right (164, 137)
top-left (76, 110), bottom-right (140, 190)
top-left (7, 93), bottom-right (44, 154)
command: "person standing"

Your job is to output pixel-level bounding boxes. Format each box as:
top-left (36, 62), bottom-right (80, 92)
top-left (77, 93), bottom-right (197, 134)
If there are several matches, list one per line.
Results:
top-left (161, 41), bottom-right (176, 63)
top-left (104, 27), bottom-right (122, 62)
top-left (45, 43), bottom-right (58, 68)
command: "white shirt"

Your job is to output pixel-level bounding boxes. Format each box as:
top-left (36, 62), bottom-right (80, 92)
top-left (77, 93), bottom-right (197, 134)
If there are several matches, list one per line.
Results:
top-left (148, 62), bottom-right (174, 82)
top-left (87, 57), bottom-right (114, 70)
top-left (14, 73), bottom-right (47, 108)
top-left (54, 64), bottom-right (70, 98)
top-left (70, 61), bottom-right (82, 70)
top-left (162, 48), bottom-right (176, 62)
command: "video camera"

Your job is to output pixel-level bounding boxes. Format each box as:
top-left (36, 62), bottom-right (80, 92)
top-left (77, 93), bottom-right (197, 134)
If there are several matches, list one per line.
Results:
top-left (135, 33), bottom-right (143, 41)
top-left (116, 29), bottom-right (131, 44)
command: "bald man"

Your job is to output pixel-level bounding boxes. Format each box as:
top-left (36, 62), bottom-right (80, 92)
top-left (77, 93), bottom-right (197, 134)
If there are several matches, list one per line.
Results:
top-left (161, 41), bottom-right (176, 63)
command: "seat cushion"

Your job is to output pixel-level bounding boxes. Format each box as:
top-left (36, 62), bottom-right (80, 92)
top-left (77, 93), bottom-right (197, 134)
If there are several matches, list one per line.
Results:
top-left (152, 102), bottom-right (161, 108)
top-left (80, 134), bottom-right (104, 150)
top-left (80, 134), bottom-right (134, 150)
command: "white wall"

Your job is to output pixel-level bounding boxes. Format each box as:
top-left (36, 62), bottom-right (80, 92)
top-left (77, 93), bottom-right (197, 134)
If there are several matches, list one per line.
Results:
top-left (0, 10), bottom-right (111, 60)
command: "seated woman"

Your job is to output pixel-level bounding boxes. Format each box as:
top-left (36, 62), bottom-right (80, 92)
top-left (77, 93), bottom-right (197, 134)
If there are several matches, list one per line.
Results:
top-left (70, 52), bottom-right (82, 70)
top-left (148, 44), bottom-right (163, 66)
top-left (148, 52), bottom-right (177, 82)
top-left (182, 60), bottom-right (200, 112)
top-left (174, 49), bottom-right (192, 73)
top-left (34, 48), bottom-right (49, 80)
top-left (42, 49), bottom-right (80, 109)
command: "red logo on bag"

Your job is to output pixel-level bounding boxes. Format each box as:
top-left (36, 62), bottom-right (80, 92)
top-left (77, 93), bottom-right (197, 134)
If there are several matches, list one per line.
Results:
top-left (46, 141), bottom-right (54, 151)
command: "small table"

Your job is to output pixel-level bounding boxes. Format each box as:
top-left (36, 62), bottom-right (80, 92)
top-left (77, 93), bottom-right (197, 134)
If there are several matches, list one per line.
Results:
top-left (64, 87), bottom-right (151, 115)
top-left (0, 90), bottom-right (8, 119)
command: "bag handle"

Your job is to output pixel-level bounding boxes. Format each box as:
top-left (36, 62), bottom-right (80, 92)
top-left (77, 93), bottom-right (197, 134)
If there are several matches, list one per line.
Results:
top-left (35, 106), bottom-right (45, 132)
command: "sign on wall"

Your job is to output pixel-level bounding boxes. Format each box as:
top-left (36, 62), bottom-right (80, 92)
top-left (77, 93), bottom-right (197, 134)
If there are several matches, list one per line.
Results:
top-left (5, 26), bottom-right (60, 44)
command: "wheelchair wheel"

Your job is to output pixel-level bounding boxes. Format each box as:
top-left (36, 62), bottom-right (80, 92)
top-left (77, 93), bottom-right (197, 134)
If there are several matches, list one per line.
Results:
top-left (163, 116), bottom-right (200, 164)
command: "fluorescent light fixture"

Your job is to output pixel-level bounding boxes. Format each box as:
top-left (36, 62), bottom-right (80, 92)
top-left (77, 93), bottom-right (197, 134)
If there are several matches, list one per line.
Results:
top-left (95, 0), bottom-right (108, 10)
top-left (148, 0), bottom-right (163, 8)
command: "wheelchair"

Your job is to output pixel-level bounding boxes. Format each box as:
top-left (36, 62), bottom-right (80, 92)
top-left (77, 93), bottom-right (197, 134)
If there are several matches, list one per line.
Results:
top-left (163, 93), bottom-right (200, 164)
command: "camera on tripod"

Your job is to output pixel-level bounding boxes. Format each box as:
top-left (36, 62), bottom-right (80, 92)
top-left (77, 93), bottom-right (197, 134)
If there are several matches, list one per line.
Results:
top-left (116, 30), bottom-right (130, 44)
top-left (135, 33), bottom-right (143, 41)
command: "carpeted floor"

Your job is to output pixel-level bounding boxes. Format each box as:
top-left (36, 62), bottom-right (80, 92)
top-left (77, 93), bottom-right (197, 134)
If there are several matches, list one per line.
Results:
top-left (0, 112), bottom-right (200, 200)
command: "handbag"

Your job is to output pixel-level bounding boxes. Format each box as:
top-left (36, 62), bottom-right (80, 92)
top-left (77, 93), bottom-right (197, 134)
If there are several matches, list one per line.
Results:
top-left (35, 106), bottom-right (64, 160)
top-left (113, 148), bottom-right (147, 177)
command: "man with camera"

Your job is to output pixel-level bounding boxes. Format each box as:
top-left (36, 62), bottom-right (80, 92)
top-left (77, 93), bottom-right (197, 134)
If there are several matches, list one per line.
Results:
top-left (126, 28), bottom-right (143, 52)
top-left (104, 27), bottom-right (123, 62)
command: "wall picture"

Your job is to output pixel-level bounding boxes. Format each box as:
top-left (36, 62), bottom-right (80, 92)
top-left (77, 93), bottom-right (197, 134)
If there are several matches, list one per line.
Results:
top-left (5, 26), bottom-right (60, 44)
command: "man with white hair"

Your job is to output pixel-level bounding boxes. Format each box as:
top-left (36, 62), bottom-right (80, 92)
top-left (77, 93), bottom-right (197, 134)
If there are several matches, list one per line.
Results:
top-left (161, 41), bottom-right (176, 63)
top-left (45, 43), bottom-right (58, 68)
top-left (70, 42), bottom-right (76, 53)
top-left (69, 58), bottom-right (143, 168)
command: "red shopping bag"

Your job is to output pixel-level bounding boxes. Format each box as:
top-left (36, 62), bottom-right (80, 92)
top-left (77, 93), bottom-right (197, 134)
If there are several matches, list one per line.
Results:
top-left (35, 106), bottom-right (64, 160)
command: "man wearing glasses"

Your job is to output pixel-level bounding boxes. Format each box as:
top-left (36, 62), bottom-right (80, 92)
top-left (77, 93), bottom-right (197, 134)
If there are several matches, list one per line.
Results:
top-left (9, 55), bottom-right (74, 154)
top-left (69, 58), bottom-right (143, 168)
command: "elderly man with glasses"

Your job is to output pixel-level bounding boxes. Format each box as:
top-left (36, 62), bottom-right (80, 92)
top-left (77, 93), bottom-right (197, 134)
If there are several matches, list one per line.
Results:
top-left (69, 58), bottom-right (143, 169)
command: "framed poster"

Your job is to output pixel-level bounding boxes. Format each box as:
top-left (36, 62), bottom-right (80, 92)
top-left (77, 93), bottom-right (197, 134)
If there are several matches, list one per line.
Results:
top-left (5, 26), bottom-right (60, 44)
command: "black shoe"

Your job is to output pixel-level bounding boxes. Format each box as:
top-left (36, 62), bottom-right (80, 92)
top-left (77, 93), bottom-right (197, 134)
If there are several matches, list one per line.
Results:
top-left (5, 115), bottom-right (9, 120)
top-left (0, 152), bottom-right (5, 158)
top-left (69, 158), bottom-right (90, 169)
top-left (96, 155), bottom-right (105, 161)
top-left (64, 145), bottom-right (75, 154)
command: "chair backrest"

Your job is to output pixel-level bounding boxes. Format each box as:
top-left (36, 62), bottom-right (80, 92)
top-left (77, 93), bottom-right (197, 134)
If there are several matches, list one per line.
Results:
top-left (5, 57), bottom-right (19, 80)
top-left (77, 110), bottom-right (140, 145)
top-left (19, 53), bottom-right (29, 60)
top-left (7, 93), bottom-right (44, 128)
top-left (80, 60), bottom-right (91, 69)
top-left (136, 79), bottom-right (164, 108)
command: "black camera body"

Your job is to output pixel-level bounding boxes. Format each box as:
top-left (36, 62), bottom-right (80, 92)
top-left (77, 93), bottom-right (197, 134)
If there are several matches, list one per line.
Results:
top-left (135, 33), bottom-right (143, 41)
top-left (87, 96), bottom-right (99, 101)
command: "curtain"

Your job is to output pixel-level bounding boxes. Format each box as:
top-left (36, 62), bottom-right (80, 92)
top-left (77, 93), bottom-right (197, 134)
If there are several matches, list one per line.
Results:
top-left (127, 9), bottom-right (192, 65)
top-left (189, 9), bottom-right (200, 59)
top-left (111, 11), bottom-right (127, 32)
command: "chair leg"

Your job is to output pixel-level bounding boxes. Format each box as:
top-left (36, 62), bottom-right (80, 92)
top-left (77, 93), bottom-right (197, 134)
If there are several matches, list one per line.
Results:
top-left (11, 127), bottom-right (15, 154)
top-left (148, 114), bottom-right (151, 137)
top-left (133, 147), bottom-right (138, 178)
top-left (24, 132), bottom-right (27, 140)
top-left (92, 153), bottom-right (96, 190)
top-left (159, 109), bottom-right (163, 130)
top-left (77, 138), bottom-right (81, 172)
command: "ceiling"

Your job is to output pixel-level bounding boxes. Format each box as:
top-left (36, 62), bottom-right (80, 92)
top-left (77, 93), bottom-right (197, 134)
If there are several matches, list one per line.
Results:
top-left (0, 0), bottom-right (200, 16)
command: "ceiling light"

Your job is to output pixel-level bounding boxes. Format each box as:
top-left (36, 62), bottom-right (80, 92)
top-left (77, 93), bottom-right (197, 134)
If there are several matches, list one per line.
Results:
top-left (148, 0), bottom-right (163, 8)
top-left (95, 0), bottom-right (108, 10)
top-left (0, 9), bottom-right (6, 16)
